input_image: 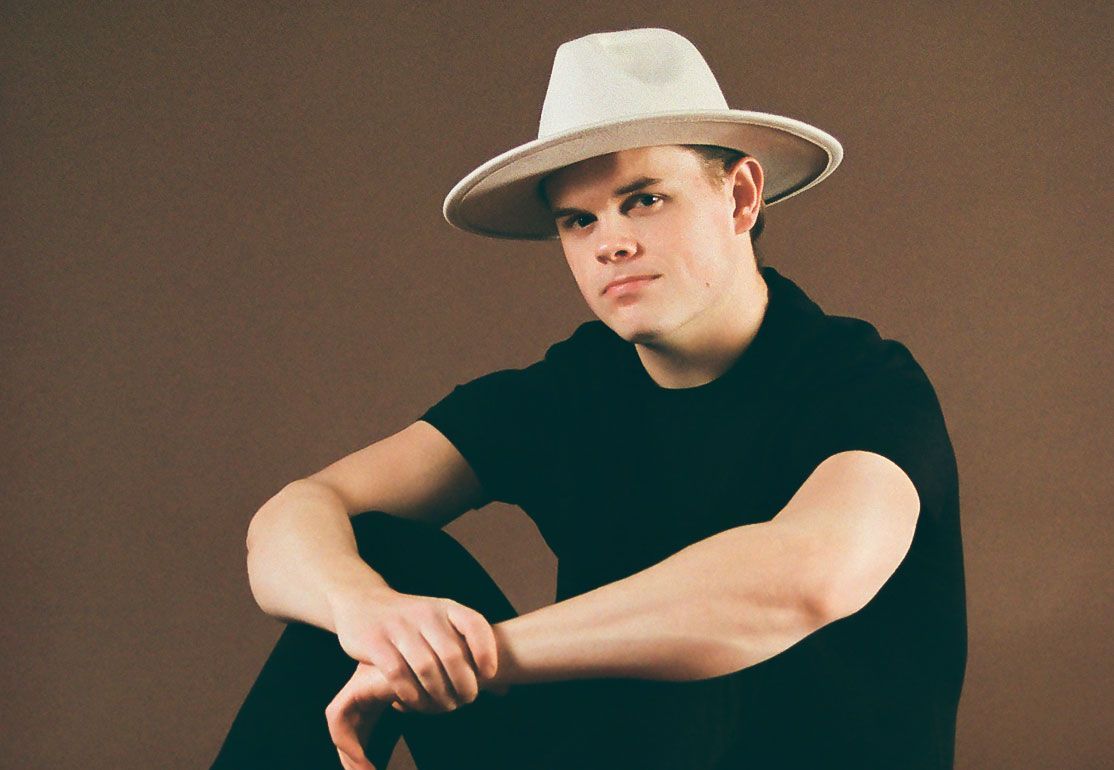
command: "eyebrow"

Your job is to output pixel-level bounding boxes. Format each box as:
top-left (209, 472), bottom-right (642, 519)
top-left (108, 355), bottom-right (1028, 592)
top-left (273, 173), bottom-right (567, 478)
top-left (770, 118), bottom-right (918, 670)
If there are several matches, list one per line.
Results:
top-left (550, 176), bottom-right (663, 219)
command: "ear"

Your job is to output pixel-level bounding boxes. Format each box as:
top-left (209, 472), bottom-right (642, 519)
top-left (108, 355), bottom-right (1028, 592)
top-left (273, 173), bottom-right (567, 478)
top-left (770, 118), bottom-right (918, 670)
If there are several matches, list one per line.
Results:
top-left (727, 156), bottom-right (764, 236)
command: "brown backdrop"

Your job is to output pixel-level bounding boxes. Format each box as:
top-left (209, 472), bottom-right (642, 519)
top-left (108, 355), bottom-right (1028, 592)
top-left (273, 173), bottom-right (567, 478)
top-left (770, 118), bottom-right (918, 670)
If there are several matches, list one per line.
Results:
top-left (3, 2), bottom-right (1110, 768)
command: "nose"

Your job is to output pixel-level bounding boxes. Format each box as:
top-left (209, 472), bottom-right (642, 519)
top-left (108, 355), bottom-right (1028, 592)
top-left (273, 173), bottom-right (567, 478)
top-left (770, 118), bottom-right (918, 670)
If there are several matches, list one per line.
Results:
top-left (594, 215), bottom-right (639, 264)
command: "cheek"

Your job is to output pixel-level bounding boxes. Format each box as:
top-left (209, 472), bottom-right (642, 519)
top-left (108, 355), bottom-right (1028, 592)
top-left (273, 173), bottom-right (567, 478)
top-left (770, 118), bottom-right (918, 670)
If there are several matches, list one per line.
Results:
top-left (565, 254), bottom-right (599, 302)
top-left (671, 242), bottom-right (725, 290)
top-left (650, 211), bottom-right (722, 273)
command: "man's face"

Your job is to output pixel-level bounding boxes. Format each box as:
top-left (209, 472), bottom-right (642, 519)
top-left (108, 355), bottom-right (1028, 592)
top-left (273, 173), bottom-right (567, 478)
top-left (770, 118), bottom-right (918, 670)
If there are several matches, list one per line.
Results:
top-left (542, 145), bottom-right (760, 347)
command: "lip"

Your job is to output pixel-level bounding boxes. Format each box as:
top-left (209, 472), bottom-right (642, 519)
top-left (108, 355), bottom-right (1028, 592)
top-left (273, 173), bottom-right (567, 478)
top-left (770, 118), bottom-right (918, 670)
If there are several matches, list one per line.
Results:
top-left (602, 274), bottom-right (661, 295)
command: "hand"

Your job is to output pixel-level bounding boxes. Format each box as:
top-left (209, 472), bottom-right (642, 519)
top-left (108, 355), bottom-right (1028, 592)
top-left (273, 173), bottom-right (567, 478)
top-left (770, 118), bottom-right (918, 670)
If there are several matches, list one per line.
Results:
top-left (330, 584), bottom-right (506, 714)
top-left (325, 661), bottom-right (393, 770)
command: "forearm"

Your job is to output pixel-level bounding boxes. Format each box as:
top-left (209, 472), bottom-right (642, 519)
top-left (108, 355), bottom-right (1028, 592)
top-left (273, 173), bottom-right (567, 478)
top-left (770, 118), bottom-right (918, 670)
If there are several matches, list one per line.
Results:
top-left (487, 520), bottom-right (832, 686)
top-left (245, 479), bottom-right (391, 632)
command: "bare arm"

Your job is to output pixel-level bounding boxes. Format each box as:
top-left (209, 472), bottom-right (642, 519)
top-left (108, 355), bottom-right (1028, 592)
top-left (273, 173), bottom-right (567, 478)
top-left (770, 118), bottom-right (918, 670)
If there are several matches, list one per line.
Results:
top-left (243, 420), bottom-right (504, 716)
top-left (485, 517), bottom-right (824, 683)
top-left (484, 450), bottom-right (920, 685)
top-left (245, 479), bottom-right (389, 633)
top-left (244, 420), bottom-right (488, 632)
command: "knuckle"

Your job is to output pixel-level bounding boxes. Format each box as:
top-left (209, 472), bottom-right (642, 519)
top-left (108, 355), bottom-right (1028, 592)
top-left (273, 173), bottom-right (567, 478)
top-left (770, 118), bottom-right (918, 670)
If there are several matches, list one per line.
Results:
top-left (446, 602), bottom-right (475, 624)
top-left (383, 620), bottom-right (408, 641)
top-left (440, 646), bottom-right (465, 665)
top-left (381, 658), bottom-right (406, 678)
top-left (390, 674), bottom-right (415, 697)
top-left (460, 669), bottom-right (480, 694)
top-left (413, 657), bottom-right (439, 679)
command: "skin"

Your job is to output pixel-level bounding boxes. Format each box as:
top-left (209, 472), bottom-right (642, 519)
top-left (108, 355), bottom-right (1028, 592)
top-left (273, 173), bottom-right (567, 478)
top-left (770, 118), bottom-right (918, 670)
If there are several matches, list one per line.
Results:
top-left (542, 144), bottom-right (768, 389)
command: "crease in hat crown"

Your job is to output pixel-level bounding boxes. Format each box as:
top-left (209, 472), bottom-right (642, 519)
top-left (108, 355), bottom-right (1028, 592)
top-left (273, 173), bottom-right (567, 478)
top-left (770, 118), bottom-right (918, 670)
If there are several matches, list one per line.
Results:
top-left (537, 29), bottom-right (728, 138)
top-left (443, 27), bottom-right (843, 241)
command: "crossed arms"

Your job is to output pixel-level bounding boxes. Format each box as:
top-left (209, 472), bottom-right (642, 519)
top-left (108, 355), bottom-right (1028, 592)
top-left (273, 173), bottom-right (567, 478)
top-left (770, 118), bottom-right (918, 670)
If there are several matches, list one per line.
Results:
top-left (245, 420), bottom-right (920, 767)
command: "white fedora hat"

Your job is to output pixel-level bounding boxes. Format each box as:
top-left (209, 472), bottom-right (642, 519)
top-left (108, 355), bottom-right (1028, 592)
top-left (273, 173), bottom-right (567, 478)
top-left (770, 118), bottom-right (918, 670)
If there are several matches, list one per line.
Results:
top-left (442, 27), bottom-right (843, 241)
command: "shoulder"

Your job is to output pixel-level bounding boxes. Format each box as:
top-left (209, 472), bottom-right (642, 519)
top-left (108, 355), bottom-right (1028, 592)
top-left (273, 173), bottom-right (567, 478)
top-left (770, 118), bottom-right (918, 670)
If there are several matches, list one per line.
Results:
top-left (784, 310), bottom-right (959, 519)
top-left (790, 310), bottom-right (957, 486)
top-left (799, 310), bottom-right (933, 397)
top-left (762, 267), bottom-right (933, 399)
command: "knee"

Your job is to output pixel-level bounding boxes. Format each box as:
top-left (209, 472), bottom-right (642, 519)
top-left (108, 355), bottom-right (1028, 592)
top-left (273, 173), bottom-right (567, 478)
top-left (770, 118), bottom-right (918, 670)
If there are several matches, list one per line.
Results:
top-left (349, 510), bottom-right (402, 566)
top-left (349, 509), bottom-right (395, 541)
top-left (348, 509), bottom-right (462, 577)
top-left (349, 509), bottom-right (439, 554)
top-left (345, 511), bottom-right (516, 623)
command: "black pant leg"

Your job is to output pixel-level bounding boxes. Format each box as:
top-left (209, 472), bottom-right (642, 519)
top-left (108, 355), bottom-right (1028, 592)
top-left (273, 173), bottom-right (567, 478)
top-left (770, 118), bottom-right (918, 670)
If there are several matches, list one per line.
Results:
top-left (209, 510), bottom-right (532, 770)
top-left (210, 619), bottom-right (380, 769)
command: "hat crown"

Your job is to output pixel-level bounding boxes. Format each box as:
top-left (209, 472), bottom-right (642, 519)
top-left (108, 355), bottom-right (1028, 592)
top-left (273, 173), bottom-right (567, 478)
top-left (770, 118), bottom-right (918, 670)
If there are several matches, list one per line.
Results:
top-left (537, 28), bottom-right (729, 139)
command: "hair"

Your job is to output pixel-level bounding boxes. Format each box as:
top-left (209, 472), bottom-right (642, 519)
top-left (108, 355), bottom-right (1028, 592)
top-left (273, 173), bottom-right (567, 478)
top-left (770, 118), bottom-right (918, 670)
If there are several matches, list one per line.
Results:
top-left (681, 144), bottom-right (766, 269)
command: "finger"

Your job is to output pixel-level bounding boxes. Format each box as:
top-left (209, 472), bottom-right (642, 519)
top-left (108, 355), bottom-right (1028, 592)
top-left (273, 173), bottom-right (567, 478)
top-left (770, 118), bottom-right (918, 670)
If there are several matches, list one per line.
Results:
top-left (325, 673), bottom-right (387, 769)
top-left (337, 664), bottom-right (394, 708)
top-left (338, 747), bottom-right (377, 770)
top-left (445, 602), bottom-right (499, 681)
top-left (326, 700), bottom-right (372, 770)
top-left (393, 632), bottom-right (457, 711)
top-left (325, 684), bottom-right (370, 762)
top-left (328, 708), bottom-right (377, 770)
top-left (337, 746), bottom-right (376, 770)
top-left (368, 640), bottom-right (428, 709)
top-left (421, 621), bottom-right (480, 705)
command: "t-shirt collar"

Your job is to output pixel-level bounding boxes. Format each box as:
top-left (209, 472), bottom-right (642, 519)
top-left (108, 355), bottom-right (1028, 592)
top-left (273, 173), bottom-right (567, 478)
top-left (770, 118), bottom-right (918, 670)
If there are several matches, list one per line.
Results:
top-left (620, 265), bottom-right (825, 398)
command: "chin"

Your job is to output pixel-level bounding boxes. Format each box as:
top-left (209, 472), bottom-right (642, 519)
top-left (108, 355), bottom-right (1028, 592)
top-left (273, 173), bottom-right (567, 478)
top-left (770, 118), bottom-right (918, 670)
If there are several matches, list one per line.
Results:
top-left (626, 329), bottom-right (661, 345)
top-left (602, 315), bottom-right (664, 345)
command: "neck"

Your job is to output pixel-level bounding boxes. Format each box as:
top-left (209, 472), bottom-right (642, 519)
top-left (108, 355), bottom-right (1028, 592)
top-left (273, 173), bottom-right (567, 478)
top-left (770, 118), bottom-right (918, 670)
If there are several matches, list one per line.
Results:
top-left (635, 263), bottom-right (769, 390)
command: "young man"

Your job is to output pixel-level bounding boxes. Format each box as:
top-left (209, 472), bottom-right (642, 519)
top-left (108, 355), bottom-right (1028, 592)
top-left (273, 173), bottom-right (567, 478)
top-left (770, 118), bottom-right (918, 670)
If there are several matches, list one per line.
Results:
top-left (212, 28), bottom-right (966, 770)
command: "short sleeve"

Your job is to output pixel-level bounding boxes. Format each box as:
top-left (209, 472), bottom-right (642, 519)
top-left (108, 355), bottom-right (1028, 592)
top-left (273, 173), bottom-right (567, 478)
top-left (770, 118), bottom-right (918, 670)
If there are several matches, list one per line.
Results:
top-left (416, 360), bottom-right (556, 506)
top-left (791, 343), bottom-right (958, 527)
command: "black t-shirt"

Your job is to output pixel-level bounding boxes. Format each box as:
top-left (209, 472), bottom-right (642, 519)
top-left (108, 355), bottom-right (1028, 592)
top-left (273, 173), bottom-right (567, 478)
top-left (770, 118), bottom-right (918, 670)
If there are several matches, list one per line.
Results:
top-left (417, 265), bottom-right (967, 769)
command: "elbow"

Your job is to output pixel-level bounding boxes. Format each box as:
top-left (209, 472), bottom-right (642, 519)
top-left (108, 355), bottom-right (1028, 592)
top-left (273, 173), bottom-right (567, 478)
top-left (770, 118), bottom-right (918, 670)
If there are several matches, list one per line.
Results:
top-left (243, 491), bottom-right (288, 609)
top-left (795, 540), bottom-right (870, 625)
top-left (244, 516), bottom-right (272, 609)
top-left (244, 480), bottom-right (310, 553)
top-left (809, 540), bottom-right (911, 623)
top-left (244, 533), bottom-right (287, 619)
top-left (801, 580), bottom-right (852, 627)
top-left (244, 504), bottom-right (269, 559)
top-left (806, 564), bottom-right (888, 625)
top-left (780, 526), bottom-right (851, 629)
top-left (245, 511), bottom-right (261, 554)
top-left (781, 524), bottom-right (879, 627)
top-left (244, 506), bottom-right (274, 560)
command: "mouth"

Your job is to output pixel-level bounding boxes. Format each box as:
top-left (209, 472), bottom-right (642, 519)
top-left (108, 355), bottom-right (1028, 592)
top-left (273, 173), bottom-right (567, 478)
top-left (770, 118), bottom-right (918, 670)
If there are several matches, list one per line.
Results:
top-left (602, 274), bottom-right (661, 296)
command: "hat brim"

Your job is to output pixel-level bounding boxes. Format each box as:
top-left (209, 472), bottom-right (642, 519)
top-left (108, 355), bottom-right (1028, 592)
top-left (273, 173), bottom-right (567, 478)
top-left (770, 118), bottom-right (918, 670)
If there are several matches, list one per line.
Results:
top-left (442, 109), bottom-right (843, 241)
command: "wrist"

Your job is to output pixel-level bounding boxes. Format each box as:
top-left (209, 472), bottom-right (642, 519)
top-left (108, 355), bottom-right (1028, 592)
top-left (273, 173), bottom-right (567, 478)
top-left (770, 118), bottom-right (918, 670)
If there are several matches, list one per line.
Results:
top-left (484, 620), bottom-right (525, 692)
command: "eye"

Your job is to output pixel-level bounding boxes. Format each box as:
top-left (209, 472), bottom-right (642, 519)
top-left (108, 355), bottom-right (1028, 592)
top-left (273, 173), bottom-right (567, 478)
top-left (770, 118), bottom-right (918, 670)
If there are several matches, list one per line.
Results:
top-left (562, 213), bottom-right (595, 231)
top-left (629, 193), bottom-right (663, 209)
